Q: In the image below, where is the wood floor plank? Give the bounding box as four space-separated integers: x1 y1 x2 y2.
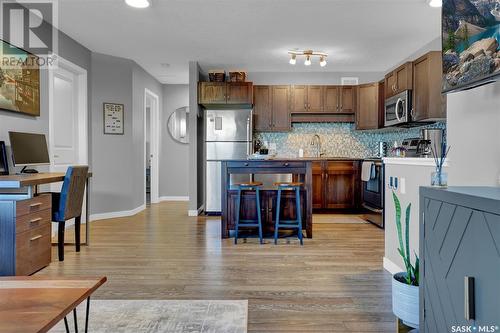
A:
38 202 395 332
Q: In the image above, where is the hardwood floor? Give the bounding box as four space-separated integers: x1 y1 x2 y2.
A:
39 202 395 332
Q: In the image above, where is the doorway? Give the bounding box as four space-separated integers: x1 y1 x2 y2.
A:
144 89 160 205
48 56 88 230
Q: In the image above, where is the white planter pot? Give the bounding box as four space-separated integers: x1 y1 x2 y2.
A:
392 272 419 329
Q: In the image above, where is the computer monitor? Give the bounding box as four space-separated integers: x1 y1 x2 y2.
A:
0 141 8 175
8 132 50 173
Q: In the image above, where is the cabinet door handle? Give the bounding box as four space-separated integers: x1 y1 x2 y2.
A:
465 276 475 320
30 203 42 208
30 235 43 241
304 103 307 110
284 163 289 167
29 218 42 224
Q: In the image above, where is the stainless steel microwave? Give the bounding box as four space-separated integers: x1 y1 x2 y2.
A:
384 90 412 127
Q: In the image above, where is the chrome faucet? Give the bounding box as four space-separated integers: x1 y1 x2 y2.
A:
310 134 323 157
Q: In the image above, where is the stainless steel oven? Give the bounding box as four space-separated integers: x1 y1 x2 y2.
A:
361 160 384 228
384 90 412 127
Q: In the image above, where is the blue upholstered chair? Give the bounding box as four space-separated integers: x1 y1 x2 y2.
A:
51 166 89 261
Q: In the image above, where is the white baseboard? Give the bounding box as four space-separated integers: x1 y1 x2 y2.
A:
188 204 204 216
159 196 189 202
383 256 404 275
90 204 146 222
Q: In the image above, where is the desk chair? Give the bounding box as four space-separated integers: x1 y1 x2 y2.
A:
51 166 89 261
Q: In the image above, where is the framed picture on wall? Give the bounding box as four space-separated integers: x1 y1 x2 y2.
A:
103 102 124 135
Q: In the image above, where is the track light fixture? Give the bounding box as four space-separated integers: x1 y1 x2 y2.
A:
288 50 328 67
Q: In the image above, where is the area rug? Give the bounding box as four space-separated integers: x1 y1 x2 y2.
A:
49 300 248 333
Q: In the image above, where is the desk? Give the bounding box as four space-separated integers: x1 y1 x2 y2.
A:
0 172 92 245
0 276 106 333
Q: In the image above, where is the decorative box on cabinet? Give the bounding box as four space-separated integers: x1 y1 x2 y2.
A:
419 187 500 332
0 194 52 276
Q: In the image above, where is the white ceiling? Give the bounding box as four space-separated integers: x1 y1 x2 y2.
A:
57 0 442 84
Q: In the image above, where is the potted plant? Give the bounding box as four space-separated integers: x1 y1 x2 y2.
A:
391 192 419 329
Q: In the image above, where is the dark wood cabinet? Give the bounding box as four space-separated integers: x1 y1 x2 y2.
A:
324 161 359 209
271 86 291 131
291 85 308 112
227 82 253 104
198 82 227 104
198 82 253 106
253 85 290 132
311 160 360 210
253 85 272 131
312 161 324 209
412 51 446 122
356 82 384 130
307 86 323 112
227 189 306 234
324 86 340 112
385 62 413 98
340 86 356 114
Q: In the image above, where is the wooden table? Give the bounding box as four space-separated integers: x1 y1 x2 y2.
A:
0 276 106 333
221 159 313 239
0 172 93 245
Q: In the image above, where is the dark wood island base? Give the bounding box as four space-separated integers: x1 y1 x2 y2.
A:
221 160 313 239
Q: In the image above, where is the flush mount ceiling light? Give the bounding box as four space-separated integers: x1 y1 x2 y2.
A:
427 0 442 7
125 0 150 8
288 50 328 67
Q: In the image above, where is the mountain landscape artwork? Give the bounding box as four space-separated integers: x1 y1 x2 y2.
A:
442 0 500 91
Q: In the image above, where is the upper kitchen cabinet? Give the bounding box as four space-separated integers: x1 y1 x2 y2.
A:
253 85 272 131
291 85 325 112
253 85 291 132
324 86 356 114
340 86 356 113
385 62 413 98
412 51 446 121
290 85 309 112
271 86 291 131
198 82 253 106
198 82 227 104
356 81 384 130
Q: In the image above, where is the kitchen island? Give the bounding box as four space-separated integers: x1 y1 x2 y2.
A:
221 159 313 239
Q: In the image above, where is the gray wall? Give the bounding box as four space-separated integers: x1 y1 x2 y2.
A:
90 53 135 214
132 65 164 208
161 84 189 198
447 81 500 186
248 71 384 85
188 62 201 212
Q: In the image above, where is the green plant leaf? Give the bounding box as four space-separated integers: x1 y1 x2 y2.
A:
392 192 405 262
414 255 420 286
405 203 412 271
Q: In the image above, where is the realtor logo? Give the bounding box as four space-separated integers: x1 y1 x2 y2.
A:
1 0 58 57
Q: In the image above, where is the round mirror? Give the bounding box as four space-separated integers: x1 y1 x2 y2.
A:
167 106 189 144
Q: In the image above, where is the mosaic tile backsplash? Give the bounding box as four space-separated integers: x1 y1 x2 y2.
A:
255 122 446 158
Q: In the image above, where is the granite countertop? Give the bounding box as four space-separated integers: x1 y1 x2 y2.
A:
246 156 381 161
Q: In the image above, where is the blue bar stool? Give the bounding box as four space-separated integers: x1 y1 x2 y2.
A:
274 182 304 245
234 181 263 244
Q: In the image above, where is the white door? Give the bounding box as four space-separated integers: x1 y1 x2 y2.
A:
49 59 88 227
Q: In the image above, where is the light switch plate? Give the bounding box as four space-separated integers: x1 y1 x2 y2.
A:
400 178 406 194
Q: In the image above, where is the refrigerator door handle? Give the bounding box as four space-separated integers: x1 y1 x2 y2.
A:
246 116 251 156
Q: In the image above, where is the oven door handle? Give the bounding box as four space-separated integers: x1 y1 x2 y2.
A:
362 203 383 214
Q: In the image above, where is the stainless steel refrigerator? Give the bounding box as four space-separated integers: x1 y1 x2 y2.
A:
205 109 253 213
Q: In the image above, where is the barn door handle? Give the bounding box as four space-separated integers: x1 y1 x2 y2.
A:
465 276 475 320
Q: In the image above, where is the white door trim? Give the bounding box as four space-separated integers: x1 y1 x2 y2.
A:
144 88 160 204
48 55 88 167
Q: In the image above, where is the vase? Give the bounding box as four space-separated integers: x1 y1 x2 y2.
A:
392 272 419 329
431 170 448 187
